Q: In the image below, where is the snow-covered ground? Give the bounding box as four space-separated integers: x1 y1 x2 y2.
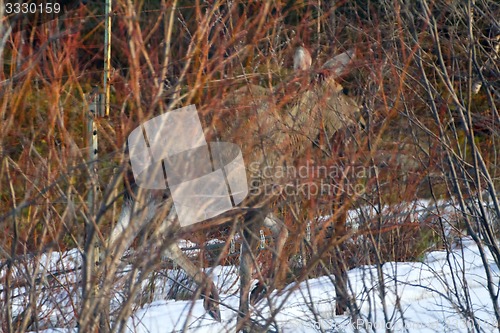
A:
21 238 498 332
4 199 498 332
24 236 499 332
121 237 500 332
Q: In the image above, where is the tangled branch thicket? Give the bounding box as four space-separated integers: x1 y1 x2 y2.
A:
0 0 499 332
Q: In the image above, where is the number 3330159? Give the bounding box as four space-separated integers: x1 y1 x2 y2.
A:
5 2 61 15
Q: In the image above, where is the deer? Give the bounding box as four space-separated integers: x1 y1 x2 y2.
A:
108 46 362 332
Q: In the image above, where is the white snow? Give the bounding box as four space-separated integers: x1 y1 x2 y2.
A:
118 237 500 332
10 200 499 332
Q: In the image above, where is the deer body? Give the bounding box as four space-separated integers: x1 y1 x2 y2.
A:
110 48 360 332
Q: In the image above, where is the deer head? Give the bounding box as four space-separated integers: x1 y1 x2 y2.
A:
214 48 362 186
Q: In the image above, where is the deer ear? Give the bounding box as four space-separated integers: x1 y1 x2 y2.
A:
321 49 356 77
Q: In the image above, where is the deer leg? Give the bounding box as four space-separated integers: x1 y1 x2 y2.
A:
162 241 221 322
109 191 158 256
248 213 289 307
333 204 349 315
238 217 261 332
250 213 288 304
333 245 348 315
238 226 255 326
263 213 288 290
